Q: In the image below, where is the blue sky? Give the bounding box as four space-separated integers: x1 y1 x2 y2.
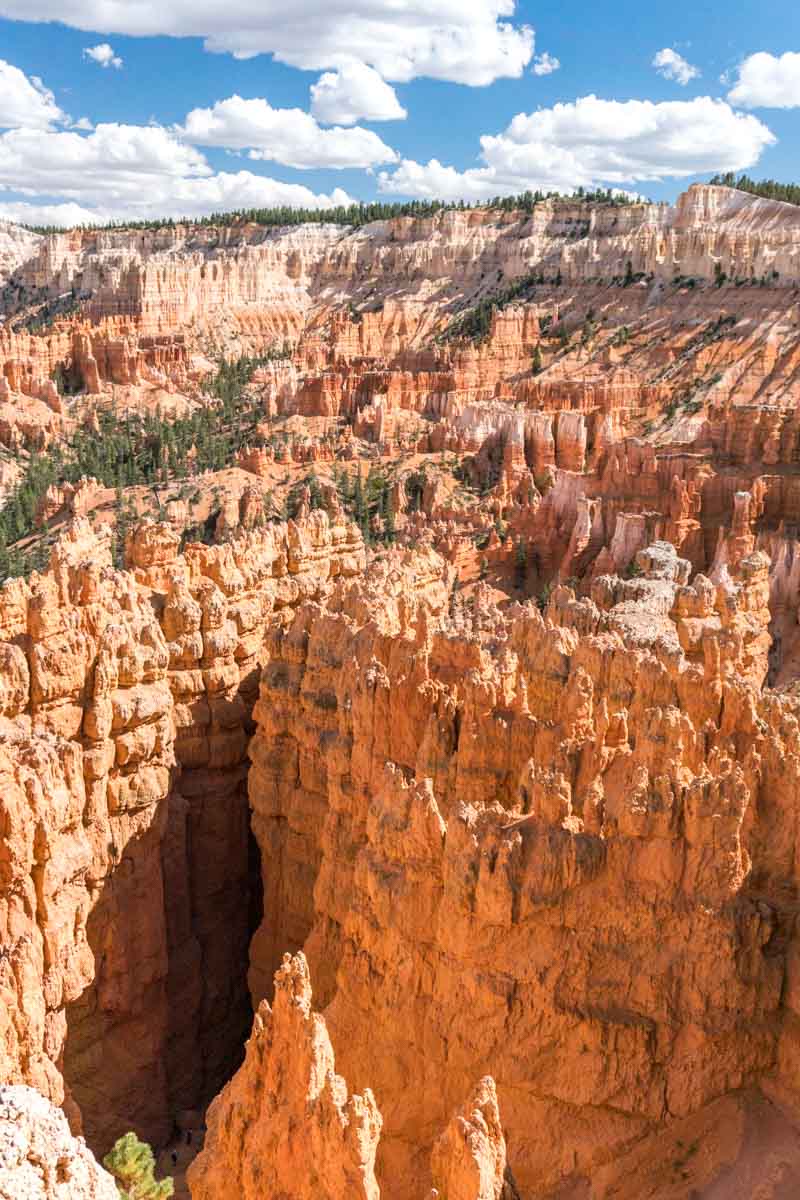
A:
0 1 798 224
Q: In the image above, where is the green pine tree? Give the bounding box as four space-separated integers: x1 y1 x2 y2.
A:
514 538 528 588
103 1133 174 1200
353 467 369 541
381 481 396 543
307 472 324 510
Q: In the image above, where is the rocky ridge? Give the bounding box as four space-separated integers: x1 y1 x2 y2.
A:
0 512 363 1152
241 538 800 1197
2 184 800 1198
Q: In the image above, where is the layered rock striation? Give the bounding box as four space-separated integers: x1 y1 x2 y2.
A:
3 185 800 1200
0 512 363 1154
244 541 800 1197
188 952 382 1200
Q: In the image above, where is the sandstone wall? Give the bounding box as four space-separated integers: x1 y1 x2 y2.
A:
245 542 800 1197
0 1085 117 1200
0 511 364 1155
15 187 800 338
188 952 382 1200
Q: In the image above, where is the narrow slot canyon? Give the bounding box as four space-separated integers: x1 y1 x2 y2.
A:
6 182 800 1199
0 511 365 1167
60 756 265 1157
13 504 800 1196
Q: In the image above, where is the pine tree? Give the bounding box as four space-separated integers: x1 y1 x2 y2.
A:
103 1133 174 1200
307 472 324 510
515 538 528 588
32 539 49 574
113 487 130 569
381 480 396 543
532 344 543 374
353 467 369 542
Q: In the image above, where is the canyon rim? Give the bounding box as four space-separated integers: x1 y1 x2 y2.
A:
2 165 800 1198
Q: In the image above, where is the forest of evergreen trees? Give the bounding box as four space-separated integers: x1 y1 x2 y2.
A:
0 355 276 581
0 352 409 582
23 187 640 235
21 176 800 237
709 174 800 207
331 463 397 547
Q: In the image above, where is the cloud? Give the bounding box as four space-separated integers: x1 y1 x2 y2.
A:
83 43 123 70
0 199 103 226
531 52 560 77
0 122 353 224
652 48 700 86
379 95 775 200
0 123 209 195
310 64 406 125
179 94 397 168
0 0 534 85
727 51 800 108
0 59 65 130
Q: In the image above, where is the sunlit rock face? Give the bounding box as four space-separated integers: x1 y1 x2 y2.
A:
0 514 363 1153
1 184 800 1199
244 543 800 1198
0 1085 117 1200
187 952 382 1200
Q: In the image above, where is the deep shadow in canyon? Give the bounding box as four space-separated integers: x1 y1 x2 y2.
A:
63 765 264 1156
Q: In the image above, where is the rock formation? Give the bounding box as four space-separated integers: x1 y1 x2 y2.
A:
0 1085 117 1200
2 185 800 1199
430 1078 517 1200
187 953 381 1200
0 512 363 1154
189 955 522 1200
244 542 800 1197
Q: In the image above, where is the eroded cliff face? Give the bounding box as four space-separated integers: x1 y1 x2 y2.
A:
0 1085 117 1200
0 222 40 290
2 185 799 425
429 1076 518 1200
4 186 800 1198
187 952 382 1200
188 951 521 1200
11 186 800 331
3 520 800 1198
0 512 363 1154
4 189 800 646
242 542 800 1198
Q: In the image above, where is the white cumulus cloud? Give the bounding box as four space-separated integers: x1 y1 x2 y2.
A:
0 199 104 226
310 64 406 125
0 0 534 85
652 48 700 86
727 51 800 108
379 95 775 200
0 122 353 224
0 59 65 130
531 52 560 77
83 43 123 70
0 123 208 196
179 94 397 169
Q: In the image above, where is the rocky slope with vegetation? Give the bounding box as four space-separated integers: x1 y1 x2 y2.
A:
1 183 800 1198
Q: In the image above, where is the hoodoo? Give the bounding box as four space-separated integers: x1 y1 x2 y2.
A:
2 179 800 1199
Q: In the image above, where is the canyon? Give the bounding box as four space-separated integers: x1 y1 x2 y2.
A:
2 184 800 1197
